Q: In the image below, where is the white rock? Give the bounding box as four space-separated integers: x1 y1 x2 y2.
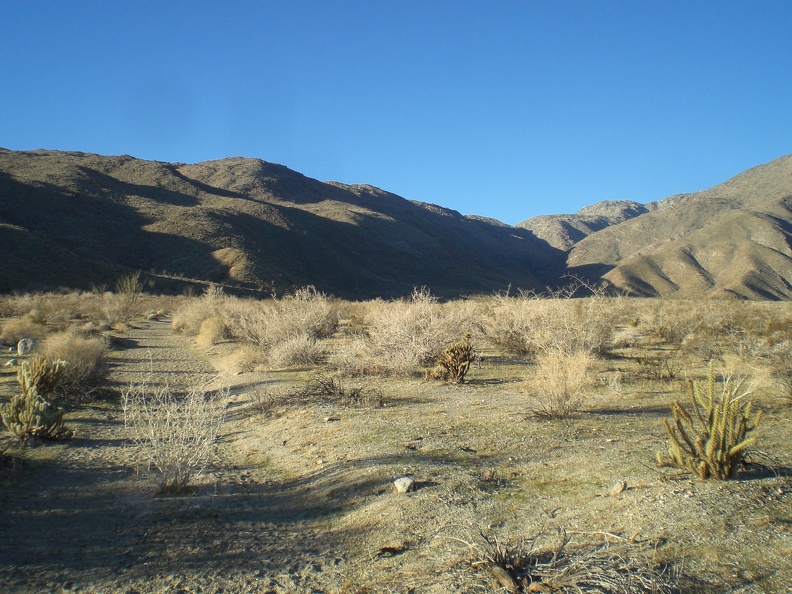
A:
393 476 414 494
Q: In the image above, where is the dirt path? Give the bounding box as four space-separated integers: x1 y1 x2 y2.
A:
0 320 341 593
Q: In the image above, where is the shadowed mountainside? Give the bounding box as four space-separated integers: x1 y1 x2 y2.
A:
0 149 562 298
3 148 792 300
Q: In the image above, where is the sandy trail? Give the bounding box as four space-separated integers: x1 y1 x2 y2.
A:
0 320 340 593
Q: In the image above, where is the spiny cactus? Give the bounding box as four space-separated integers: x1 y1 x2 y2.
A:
23 356 67 397
657 362 761 480
1 360 73 444
427 333 476 384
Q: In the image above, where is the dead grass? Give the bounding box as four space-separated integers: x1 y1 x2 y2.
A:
2 293 791 591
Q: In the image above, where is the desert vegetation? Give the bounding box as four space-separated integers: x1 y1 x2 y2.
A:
1 286 791 592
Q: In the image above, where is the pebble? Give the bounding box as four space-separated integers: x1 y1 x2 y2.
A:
610 481 627 496
393 476 414 494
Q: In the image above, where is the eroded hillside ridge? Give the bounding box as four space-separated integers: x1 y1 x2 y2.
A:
2 147 792 299
0 148 561 298
567 153 792 299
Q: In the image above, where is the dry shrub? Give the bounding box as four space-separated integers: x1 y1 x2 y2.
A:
41 330 108 399
172 285 226 336
267 333 324 368
467 529 677 593
217 345 266 375
224 286 338 348
123 378 228 494
0 314 48 346
479 284 614 359
528 349 593 418
195 316 227 348
362 287 470 375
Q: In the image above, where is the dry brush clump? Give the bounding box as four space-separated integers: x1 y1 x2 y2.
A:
40 330 109 400
463 528 677 593
527 348 594 419
122 378 228 494
479 284 616 360
331 288 474 376
657 362 762 480
171 284 228 337
222 286 338 367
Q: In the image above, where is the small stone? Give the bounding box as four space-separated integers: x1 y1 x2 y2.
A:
324 416 340 423
393 476 414 494
4 359 17 367
146 313 158 321
610 480 627 496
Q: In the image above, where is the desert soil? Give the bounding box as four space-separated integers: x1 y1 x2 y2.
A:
0 319 791 593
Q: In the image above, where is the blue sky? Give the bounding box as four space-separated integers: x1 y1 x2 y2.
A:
2 1 791 224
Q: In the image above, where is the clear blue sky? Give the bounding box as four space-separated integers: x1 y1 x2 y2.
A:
2 1 791 224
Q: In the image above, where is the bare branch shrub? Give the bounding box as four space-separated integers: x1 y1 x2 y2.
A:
527 349 593 418
357 287 471 375
463 528 677 593
122 379 228 494
267 333 325 367
302 371 384 407
222 286 338 369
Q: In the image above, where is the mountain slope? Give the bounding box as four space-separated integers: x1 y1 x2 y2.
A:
516 200 648 250
0 149 561 298
567 154 792 299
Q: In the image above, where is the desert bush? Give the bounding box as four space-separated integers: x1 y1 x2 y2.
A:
0 314 48 346
360 287 469 374
427 333 476 384
172 285 226 336
479 284 614 359
466 528 677 593
41 331 108 399
113 271 145 322
657 362 761 480
528 349 593 418
302 371 384 407
267 332 324 368
636 353 681 382
122 378 228 494
195 316 227 348
1 359 72 444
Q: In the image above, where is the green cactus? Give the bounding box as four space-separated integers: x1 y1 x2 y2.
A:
1 360 72 444
657 362 761 480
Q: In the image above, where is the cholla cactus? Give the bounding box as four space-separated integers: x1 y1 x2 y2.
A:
657 362 761 480
1 360 72 443
427 334 476 384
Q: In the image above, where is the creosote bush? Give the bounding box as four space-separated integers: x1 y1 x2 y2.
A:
123 378 228 494
657 362 762 480
1 359 73 444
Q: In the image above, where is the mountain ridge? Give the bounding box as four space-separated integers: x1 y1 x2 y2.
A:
2 147 792 299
